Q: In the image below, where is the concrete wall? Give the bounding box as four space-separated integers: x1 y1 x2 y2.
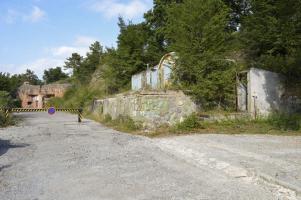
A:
92 91 197 128
237 82 247 111
247 68 284 116
131 67 160 91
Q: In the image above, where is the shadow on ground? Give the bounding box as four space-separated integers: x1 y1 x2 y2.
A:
0 139 29 157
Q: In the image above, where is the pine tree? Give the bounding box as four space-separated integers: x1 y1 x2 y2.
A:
165 0 237 108
241 0 301 80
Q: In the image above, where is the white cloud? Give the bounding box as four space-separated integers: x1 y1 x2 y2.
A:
90 0 151 19
75 36 97 46
0 58 63 78
51 46 88 57
3 6 45 24
23 6 46 22
0 35 100 78
50 36 97 57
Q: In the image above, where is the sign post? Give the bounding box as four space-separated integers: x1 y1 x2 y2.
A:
48 107 56 115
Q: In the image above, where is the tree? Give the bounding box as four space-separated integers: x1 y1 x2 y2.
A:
165 0 236 108
102 19 151 93
82 41 103 80
64 42 103 83
144 0 183 65
43 67 68 84
241 0 301 81
0 73 11 92
21 69 41 85
223 0 251 30
64 53 83 79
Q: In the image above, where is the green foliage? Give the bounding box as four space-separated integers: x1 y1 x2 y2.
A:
267 113 301 131
0 91 13 107
101 19 153 93
0 91 15 127
43 67 68 83
222 0 250 31
21 69 42 85
144 0 182 64
0 112 15 127
0 73 11 92
0 69 40 110
112 115 140 132
103 114 112 123
0 70 41 98
241 0 301 81
174 114 203 131
104 115 141 132
64 42 103 83
165 0 237 108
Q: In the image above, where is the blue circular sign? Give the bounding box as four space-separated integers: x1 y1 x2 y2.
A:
48 107 56 115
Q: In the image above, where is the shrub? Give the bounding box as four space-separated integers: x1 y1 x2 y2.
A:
112 115 140 131
0 112 6 127
267 113 301 131
103 114 112 123
0 112 15 127
174 114 203 131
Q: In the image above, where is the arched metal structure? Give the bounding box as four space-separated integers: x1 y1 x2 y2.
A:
157 52 177 89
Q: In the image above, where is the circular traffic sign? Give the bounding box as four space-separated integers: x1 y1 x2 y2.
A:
48 107 56 115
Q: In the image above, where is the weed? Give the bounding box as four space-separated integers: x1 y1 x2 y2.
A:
0 112 15 127
173 114 204 131
86 112 141 133
112 115 140 132
103 114 112 123
266 113 301 131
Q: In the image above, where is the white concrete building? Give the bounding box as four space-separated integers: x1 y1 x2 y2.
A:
237 68 286 117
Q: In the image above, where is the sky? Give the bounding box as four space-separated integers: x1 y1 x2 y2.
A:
0 0 153 78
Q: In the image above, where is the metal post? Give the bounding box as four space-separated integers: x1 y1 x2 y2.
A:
252 96 257 119
5 109 9 120
78 108 83 123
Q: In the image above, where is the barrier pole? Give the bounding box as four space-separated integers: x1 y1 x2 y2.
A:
5 109 10 120
78 108 83 123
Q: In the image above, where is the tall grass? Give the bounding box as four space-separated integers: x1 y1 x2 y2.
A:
87 113 141 132
266 113 301 131
173 114 204 132
169 112 301 135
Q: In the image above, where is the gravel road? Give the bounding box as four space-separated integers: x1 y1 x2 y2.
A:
0 112 300 200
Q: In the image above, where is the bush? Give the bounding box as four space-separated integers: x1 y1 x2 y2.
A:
103 114 112 123
0 112 6 127
174 114 203 131
112 115 140 132
267 113 301 131
0 112 15 127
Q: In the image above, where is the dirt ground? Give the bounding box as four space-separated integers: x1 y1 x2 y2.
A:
0 112 300 200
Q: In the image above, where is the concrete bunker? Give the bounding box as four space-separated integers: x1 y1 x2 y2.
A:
92 52 198 129
18 82 71 108
236 68 301 117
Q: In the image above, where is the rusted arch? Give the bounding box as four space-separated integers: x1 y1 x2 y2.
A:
157 52 177 89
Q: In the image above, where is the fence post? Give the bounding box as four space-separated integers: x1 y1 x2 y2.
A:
5 109 9 119
4 108 10 124
78 108 83 123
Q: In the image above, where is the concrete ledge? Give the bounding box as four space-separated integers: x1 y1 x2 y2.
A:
92 90 198 129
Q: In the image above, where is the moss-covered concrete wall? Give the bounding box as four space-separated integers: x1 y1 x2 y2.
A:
92 91 197 128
